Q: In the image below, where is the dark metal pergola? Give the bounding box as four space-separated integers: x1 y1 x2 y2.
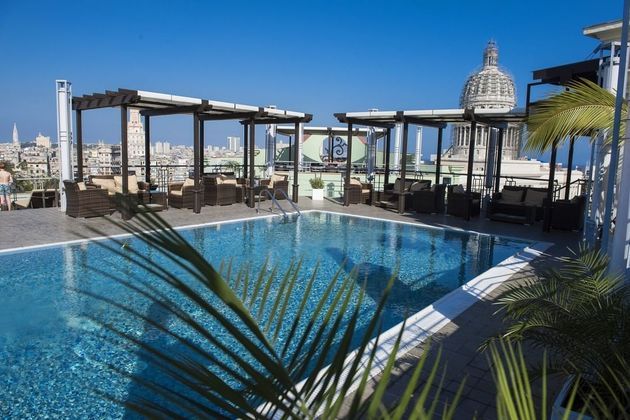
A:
526 59 599 230
72 88 311 217
335 108 526 219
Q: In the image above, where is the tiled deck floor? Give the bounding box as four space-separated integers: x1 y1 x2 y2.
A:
0 199 580 418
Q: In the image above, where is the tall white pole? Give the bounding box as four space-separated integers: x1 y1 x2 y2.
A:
414 126 423 172
56 80 73 212
611 106 630 276
265 105 277 176
297 122 304 169
393 122 402 170
602 0 630 252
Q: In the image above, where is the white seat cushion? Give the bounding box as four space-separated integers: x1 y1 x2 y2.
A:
77 182 86 191
92 178 117 194
113 175 139 194
170 190 182 196
183 178 195 188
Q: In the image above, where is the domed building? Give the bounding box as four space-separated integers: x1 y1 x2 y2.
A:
449 41 522 160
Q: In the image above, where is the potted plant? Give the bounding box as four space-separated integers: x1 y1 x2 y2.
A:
496 246 630 419
309 177 325 200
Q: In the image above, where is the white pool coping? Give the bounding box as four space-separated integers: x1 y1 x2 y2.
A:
0 209 552 414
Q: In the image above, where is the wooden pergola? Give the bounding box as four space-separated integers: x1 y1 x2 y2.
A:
72 88 312 216
335 108 527 219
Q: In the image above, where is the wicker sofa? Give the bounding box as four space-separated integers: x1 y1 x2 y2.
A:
87 174 150 209
447 185 481 218
413 184 446 214
345 178 373 204
203 175 237 206
63 180 111 218
378 178 431 210
169 178 203 209
487 186 548 224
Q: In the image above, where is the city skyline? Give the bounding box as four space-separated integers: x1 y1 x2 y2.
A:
0 0 622 166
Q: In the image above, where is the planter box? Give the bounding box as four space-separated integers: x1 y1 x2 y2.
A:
312 188 324 201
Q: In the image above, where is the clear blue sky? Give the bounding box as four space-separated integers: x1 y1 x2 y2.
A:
0 0 623 166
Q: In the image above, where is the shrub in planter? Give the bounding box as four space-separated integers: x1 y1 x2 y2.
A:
309 177 325 200
496 246 630 418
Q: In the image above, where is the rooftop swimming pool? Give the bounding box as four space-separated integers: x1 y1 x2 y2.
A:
0 211 532 417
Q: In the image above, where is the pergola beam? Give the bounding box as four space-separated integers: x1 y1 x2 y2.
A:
140 104 208 117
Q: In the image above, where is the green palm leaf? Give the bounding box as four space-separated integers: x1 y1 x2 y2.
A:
525 79 626 153
80 209 461 418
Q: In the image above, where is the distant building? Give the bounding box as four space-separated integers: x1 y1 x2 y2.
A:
154 141 171 155
128 109 145 159
227 136 240 152
35 133 51 149
12 123 20 148
449 41 521 160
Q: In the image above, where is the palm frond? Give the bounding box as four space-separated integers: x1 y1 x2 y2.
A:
525 78 625 153
80 210 461 418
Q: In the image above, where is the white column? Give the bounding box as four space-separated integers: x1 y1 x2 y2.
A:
297 122 304 169
393 122 402 169
366 127 377 181
56 80 73 212
611 107 630 276
265 105 277 176
414 126 423 172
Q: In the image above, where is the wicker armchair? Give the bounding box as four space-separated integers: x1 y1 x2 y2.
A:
203 176 236 206
260 174 289 200
413 184 446 214
169 179 203 209
63 180 110 218
345 178 372 204
551 195 586 230
447 185 481 218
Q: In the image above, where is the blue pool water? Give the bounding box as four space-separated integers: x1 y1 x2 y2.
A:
0 212 529 417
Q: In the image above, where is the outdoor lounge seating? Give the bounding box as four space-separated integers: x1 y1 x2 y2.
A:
550 195 586 231
345 177 373 204
413 184 446 214
487 186 548 225
63 180 111 218
203 175 237 206
377 178 431 210
447 185 481 218
169 178 203 209
260 173 289 200
88 174 150 209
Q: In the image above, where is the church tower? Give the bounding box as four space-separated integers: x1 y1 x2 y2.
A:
12 123 20 148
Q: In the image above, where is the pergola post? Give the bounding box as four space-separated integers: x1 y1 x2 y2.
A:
328 129 333 162
193 113 201 214
144 115 150 183
398 122 409 214
435 127 443 185
495 127 504 193
344 123 353 206
384 128 391 187
200 120 205 177
75 109 83 181
543 141 558 232
120 105 131 219
243 122 248 179
121 105 129 195
565 135 575 200
292 122 300 202
248 120 256 207
465 120 477 221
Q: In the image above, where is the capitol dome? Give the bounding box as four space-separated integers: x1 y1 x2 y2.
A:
460 41 516 109
449 41 522 161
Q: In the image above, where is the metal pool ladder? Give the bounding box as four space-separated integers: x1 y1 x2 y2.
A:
256 189 301 219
